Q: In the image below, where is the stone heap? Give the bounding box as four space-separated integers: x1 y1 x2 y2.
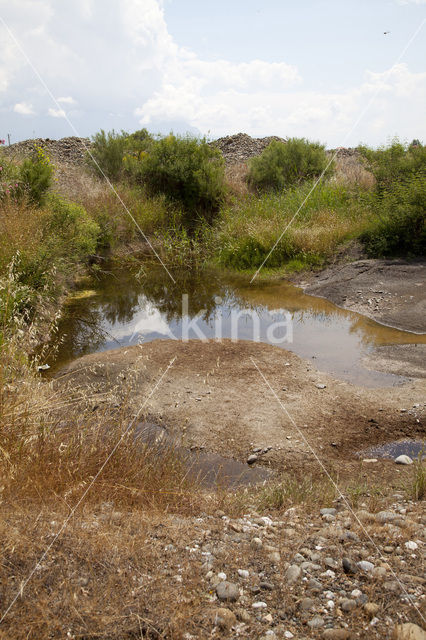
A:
211 133 287 165
3 137 92 165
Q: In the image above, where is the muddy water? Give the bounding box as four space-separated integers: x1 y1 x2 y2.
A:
46 262 425 387
138 422 271 488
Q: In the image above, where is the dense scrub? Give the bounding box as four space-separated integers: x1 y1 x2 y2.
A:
358 141 426 257
248 137 332 192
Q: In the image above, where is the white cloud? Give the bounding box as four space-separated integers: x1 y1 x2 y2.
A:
1 0 425 145
48 107 66 118
13 101 35 115
57 96 77 104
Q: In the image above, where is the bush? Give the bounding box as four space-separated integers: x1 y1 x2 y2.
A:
248 138 332 192
134 134 226 229
89 129 154 182
361 173 426 257
358 139 426 194
43 194 100 262
88 129 128 181
18 146 53 206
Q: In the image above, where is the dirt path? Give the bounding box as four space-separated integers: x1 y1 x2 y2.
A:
57 340 425 481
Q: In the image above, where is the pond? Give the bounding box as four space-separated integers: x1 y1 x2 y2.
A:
45 261 425 387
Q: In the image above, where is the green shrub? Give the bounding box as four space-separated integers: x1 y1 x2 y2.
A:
88 129 128 181
361 173 426 256
89 128 154 182
358 139 426 194
43 194 100 262
134 134 226 229
18 146 53 206
248 138 332 192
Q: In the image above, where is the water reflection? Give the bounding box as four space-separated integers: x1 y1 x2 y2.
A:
48 262 425 387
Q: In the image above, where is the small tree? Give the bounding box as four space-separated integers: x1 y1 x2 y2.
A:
136 134 226 229
248 138 332 192
88 129 128 181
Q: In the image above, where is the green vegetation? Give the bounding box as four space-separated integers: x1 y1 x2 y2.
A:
248 138 332 192
215 181 368 270
359 140 426 257
130 134 226 229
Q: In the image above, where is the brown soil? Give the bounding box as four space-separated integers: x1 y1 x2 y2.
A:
57 340 425 481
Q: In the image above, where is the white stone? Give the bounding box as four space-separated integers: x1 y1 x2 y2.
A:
217 572 227 581
357 560 374 572
238 569 249 579
252 601 267 609
405 541 418 551
395 455 413 465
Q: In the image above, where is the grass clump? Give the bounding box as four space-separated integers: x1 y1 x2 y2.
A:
248 137 332 192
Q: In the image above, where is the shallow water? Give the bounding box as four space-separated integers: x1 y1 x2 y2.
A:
46 262 425 387
358 439 425 461
137 421 271 489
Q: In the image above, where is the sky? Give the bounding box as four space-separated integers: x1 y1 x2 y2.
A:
0 0 425 147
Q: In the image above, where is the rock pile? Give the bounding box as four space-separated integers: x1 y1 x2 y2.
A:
211 132 287 165
3 137 92 165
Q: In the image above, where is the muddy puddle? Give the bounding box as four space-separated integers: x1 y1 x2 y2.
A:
137 422 271 488
45 262 426 387
358 439 425 461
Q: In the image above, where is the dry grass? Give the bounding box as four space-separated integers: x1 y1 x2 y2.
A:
0 197 45 270
224 161 250 198
334 154 376 190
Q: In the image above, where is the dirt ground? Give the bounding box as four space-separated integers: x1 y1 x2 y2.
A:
57 339 425 483
293 258 426 334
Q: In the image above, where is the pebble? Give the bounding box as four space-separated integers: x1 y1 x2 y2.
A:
211 608 236 630
217 572 227 580
357 560 374 572
286 564 301 584
247 454 258 465
341 598 357 612
316 384 327 389
216 581 239 602
395 455 413 465
268 551 281 563
364 602 380 617
252 537 263 549
299 597 315 611
252 601 267 609
342 558 357 573
237 569 249 579
308 615 325 629
405 541 418 551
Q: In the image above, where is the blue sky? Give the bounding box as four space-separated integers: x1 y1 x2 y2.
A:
0 0 425 146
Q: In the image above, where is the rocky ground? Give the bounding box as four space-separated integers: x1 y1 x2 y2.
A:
295 259 426 335
162 499 425 639
2 492 424 639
